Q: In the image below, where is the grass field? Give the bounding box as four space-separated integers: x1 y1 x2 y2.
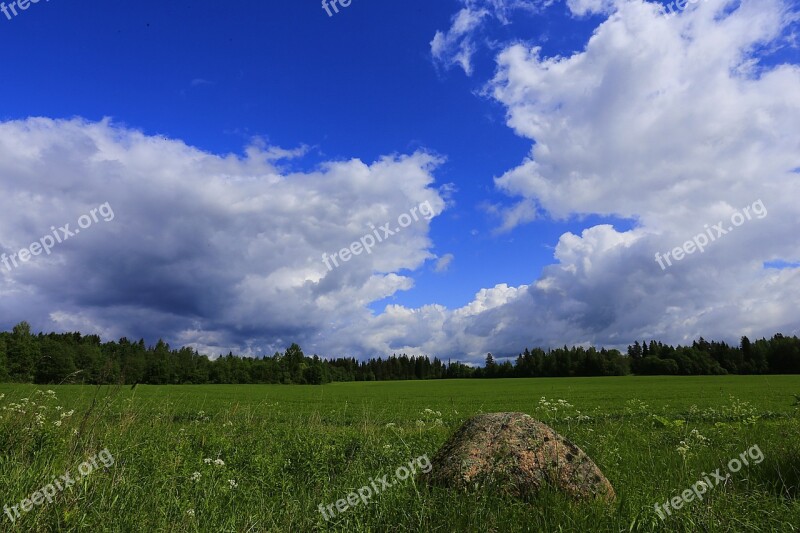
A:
1 376 799 532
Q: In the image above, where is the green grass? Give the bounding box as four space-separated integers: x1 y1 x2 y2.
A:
1 376 799 532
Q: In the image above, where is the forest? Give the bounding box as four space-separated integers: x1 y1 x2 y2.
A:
0 322 798 385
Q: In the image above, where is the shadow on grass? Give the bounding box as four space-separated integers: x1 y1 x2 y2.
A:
751 452 800 499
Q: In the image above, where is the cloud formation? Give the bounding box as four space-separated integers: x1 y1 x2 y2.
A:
411 0 800 360
431 0 554 75
0 118 445 357
2 1 799 363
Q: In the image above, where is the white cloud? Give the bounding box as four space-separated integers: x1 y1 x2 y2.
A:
431 0 553 75
369 0 800 361
434 253 455 272
565 0 616 16
431 6 490 75
0 117 445 357
3 0 799 364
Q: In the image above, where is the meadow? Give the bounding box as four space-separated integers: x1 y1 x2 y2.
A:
1 376 799 532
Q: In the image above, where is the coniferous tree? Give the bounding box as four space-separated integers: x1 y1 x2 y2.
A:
484 353 496 378
35 336 77 384
0 334 8 381
1 324 800 384
8 322 39 382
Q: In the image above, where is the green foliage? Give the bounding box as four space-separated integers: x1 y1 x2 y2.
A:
651 415 686 429
35 337 77 384
0 334 8 381
2 322 800 385
7 322 40 382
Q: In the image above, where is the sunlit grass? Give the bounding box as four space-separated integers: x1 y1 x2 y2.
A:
1 376 799 531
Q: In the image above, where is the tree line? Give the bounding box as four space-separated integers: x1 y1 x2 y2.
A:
0 322 798 385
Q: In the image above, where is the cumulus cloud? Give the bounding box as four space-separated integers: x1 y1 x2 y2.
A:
3 0 799 364
491 0 800 223
0 117 445 357
388 0 800 361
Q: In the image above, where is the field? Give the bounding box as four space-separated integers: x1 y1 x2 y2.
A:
1 376 799 532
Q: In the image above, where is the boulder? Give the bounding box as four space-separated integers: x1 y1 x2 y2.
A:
423 412 615 502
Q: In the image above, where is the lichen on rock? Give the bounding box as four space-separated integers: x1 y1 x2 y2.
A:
422 412 615 502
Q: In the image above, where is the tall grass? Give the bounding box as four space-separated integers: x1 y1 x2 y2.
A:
0 376 798 531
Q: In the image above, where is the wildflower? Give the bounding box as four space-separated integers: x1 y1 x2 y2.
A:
204 458 212 464
228 479 238 489
415 420 425 427
676 441 690 458
190 472 202 482
54 420 62 427
186 509 195 517
61 410 75 419
385 422 396 428
213 459 225 467
690 429 709 444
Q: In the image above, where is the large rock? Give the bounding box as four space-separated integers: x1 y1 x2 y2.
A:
423 412 615 502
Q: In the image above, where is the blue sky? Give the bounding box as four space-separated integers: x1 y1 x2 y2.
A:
1 0 617 312
1 0 799 361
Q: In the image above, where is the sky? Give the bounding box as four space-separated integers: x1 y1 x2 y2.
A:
0 0 798 363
